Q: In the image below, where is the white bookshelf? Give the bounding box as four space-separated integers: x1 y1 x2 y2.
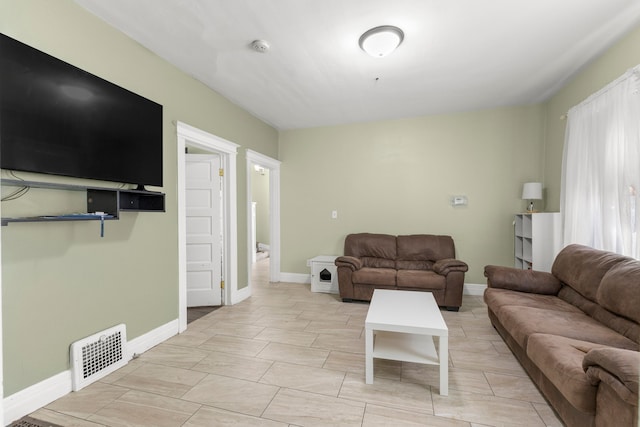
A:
514 212 561 272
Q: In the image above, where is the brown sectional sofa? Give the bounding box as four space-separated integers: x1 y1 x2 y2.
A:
335 233 468 310
484 244 639 427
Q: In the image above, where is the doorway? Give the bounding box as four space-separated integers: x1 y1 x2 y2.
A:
251 166 269 265
246 149 281 289
177 121 239 333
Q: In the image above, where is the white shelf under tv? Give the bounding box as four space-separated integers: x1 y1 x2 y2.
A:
1 179 164 226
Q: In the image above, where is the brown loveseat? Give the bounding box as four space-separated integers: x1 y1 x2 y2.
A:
484 244 639 427
335 233 468 310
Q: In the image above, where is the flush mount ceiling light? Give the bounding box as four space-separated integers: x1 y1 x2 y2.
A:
359 25 404 57
250 39 270 53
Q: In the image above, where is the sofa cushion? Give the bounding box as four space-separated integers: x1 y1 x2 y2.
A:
397 270 446 290
396 260 433 270
527 334 606 414
484 266 562 294
352 267 396 286
484 288 582 314
344 233 397 263
560 286 640 346
361 257 396 269
497 305 638 350
597 260 640 324
552 244 632 303
396 234 455 267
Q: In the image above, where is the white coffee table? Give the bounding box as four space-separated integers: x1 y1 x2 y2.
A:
365 289 449 395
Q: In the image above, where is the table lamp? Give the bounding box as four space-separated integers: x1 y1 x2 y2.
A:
522 182 542 213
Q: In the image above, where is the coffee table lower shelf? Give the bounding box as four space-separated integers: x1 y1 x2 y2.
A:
372 331 439 364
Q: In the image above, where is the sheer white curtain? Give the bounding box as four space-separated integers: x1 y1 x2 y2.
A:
561 65 640 259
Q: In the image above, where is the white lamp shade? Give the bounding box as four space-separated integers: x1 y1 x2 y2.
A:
522 182 543 200
359 26 404 57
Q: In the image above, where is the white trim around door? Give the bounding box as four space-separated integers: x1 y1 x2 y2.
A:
177 121 239 333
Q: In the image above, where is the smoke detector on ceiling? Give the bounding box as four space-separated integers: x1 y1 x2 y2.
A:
251 40 270 53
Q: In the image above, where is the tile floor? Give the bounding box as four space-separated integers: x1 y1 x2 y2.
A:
30 259 564 426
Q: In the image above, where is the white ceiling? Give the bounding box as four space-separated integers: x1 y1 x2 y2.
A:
75 0 640 130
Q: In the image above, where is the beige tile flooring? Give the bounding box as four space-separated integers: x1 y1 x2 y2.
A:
30 259 564 426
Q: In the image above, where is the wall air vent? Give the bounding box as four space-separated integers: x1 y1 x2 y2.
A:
70 323 127 391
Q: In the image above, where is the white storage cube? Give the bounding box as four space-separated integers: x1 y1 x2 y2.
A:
309 255 339 294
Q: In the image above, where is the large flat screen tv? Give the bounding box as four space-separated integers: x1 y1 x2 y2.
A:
0 33 163 188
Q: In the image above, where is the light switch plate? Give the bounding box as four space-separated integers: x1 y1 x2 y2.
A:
450 195 468 206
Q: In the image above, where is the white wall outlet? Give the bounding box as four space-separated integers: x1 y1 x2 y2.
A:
331 210 338 219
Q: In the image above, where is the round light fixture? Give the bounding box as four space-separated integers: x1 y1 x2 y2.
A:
251 39 270 53
359 25 404 57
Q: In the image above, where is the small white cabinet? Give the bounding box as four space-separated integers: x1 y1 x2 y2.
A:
514 212 561 272
309 255 339 294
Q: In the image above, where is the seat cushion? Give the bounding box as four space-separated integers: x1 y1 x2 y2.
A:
497 305 638 350
527 334 607 414
560 286 640 346
361 257 395 269
352 267 396 286
397 270 446 290
484 288 582 314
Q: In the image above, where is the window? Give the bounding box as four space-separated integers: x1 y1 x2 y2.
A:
561 65 640 259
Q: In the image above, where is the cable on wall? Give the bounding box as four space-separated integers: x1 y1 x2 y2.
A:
1 171 30 201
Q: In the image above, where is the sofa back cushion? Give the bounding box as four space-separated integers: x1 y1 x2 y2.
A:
396 234 455 270
552 244 632 302
559 286 640 346
597 260 640 324
344 233 396 268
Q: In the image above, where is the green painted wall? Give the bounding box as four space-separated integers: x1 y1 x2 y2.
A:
279 106 546 283
0 0 277 396
252 169 270 246
543 25 640 211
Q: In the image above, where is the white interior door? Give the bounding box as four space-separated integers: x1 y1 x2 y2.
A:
186 154 222 307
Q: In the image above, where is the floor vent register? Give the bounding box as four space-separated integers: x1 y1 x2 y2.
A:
9 416 63 427
70 323 128 391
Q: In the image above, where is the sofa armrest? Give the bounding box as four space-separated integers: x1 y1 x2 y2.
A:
335 256 362 271
433 258 468 275
484 265 562 295
583 347 639 406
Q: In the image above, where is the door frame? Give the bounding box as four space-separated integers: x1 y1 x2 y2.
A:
246 149 281 285
177 121 239 333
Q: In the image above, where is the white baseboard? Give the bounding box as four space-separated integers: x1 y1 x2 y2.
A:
279 272 487 296
126 319 179 359
279 272 310 284
231 285 251 305
463 283 487 295
3 319 179 426
3 370 72 426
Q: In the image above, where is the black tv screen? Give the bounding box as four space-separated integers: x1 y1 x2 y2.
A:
0 33 163 187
